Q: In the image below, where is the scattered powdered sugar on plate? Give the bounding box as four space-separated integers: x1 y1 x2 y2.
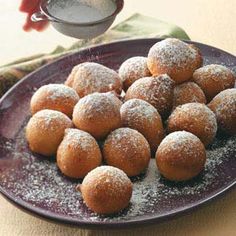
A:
0 39 236 224
0 120 235 222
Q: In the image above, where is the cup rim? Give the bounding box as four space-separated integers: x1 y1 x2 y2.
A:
40 0 124 26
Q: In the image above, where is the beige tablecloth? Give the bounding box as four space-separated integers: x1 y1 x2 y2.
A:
0 190 235 235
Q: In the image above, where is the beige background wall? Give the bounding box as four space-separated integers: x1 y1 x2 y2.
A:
1 0 236 65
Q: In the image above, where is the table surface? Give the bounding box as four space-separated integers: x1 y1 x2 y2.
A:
0 0 236 235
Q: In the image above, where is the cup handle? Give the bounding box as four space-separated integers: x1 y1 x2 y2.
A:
31 11 55 22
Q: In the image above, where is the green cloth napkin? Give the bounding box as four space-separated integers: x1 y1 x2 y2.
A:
0 13 189 97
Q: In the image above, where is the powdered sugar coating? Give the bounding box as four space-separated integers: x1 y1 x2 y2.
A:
173 82 206 108
105 91 123 109
208 88 236 135
120 99 164 151
156 131 206 181
119 56 151 90
63 128 99 152
103 128 151 176
158 131 204 159
57 128 102 178
148 38 197 67
26 109 73 156
125 74 175 117
194 64 235 83
30 84 79 116
82 166 131 191
121 99 159 123
193 64 235 101
168 103 217 146
70 62 122 97
74 92 120 119
34 84 79 101
65 64 81 87
147 38 202 83
29 109 72 131
105 127 150 153
210 89 236 116
73 93 121 139
80 165 132 214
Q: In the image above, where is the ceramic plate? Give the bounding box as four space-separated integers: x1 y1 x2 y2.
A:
0 38 235 229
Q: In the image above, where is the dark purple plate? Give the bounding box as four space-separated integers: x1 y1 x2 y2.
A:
0 38 235 229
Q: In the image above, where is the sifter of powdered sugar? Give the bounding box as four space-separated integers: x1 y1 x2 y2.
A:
31 0 124 39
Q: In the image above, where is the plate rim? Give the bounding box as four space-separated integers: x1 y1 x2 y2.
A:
0 176 235 229
1 37 236 105
0 38 236 229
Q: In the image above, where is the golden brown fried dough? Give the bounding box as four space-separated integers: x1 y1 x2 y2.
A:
80 166 132 215
103 128 151 177
147 38 202 83
57 129 102 178
73 93 122 139
119 56 151 91
156 131 206 181
26 109 73 156
30 84 79 117
125 74 175 118
167 103 217 146
120 99 164 152
65 62 122 97
173 82 206 108
193 64 235 102
208 88 236 135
